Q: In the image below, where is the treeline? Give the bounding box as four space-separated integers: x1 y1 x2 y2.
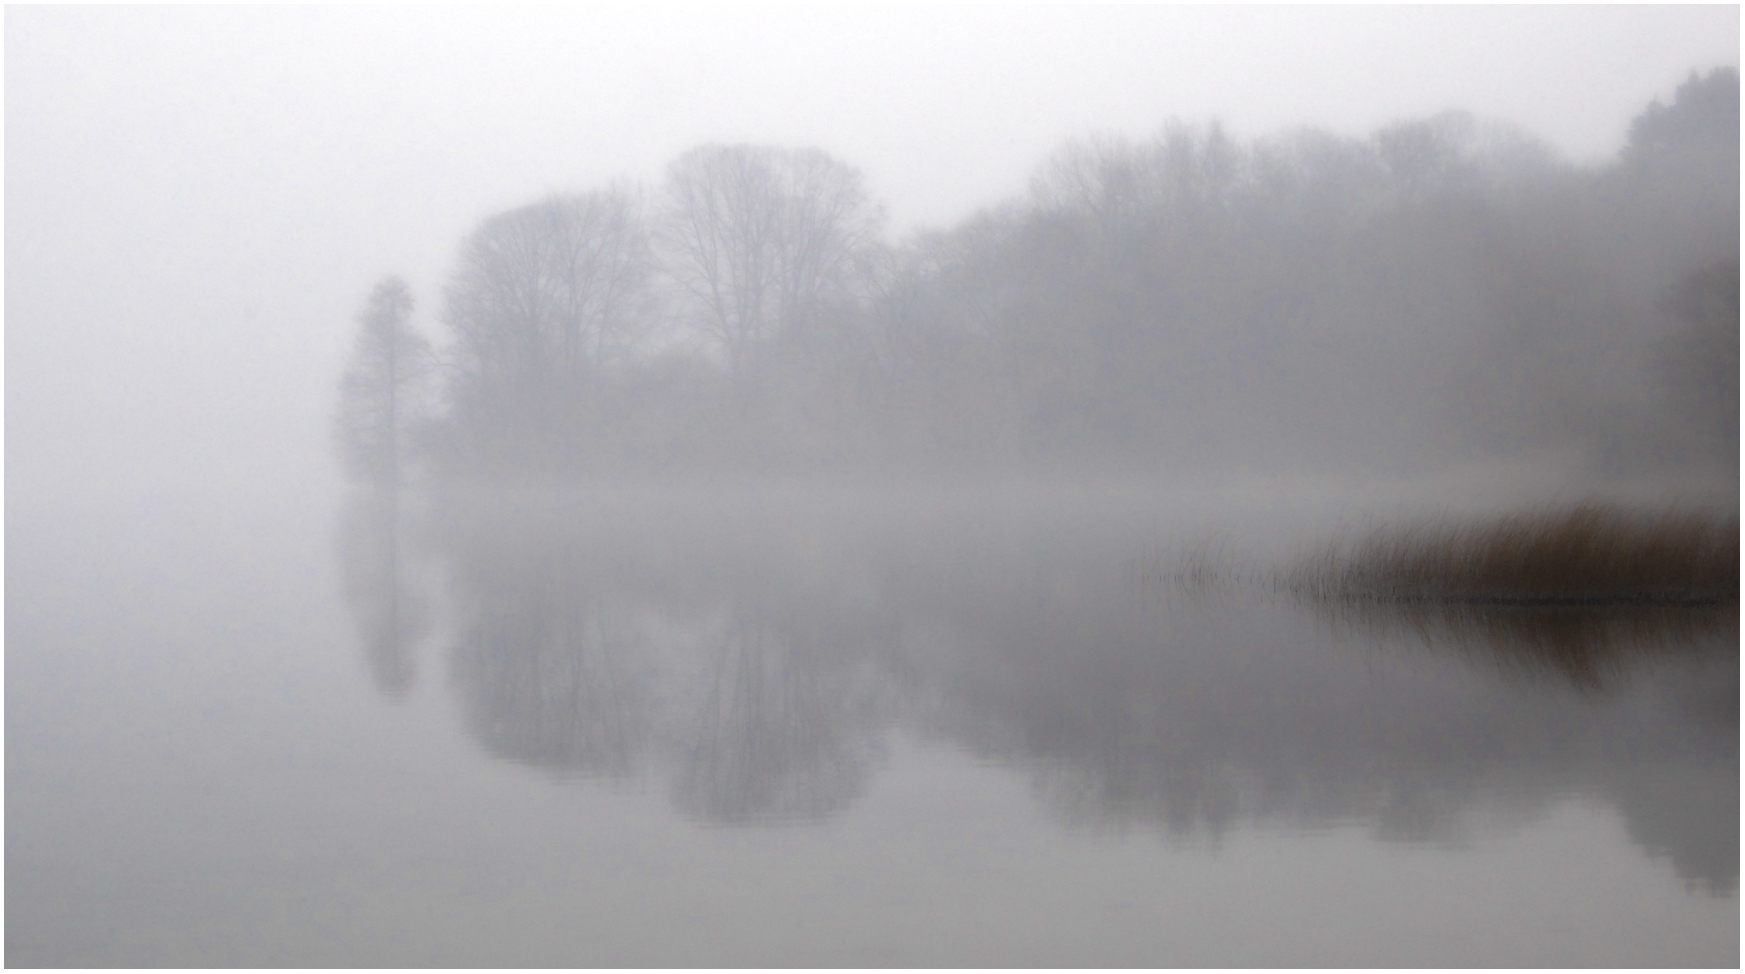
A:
339 68 1739 484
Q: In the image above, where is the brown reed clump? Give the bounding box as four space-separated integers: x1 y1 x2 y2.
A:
1290 503 1739 605
1288 504 1738 690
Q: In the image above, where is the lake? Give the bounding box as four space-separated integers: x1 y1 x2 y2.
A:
7 478 1737 966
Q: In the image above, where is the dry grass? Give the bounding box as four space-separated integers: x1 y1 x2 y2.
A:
1289 503 1738 605
1286 503 1738 689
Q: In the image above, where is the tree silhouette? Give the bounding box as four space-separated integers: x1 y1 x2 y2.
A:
335 276 432 487
658 144 884 379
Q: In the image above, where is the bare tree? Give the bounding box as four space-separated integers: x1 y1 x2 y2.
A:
656 144 885 376
446 187 653 388
1655 258 1740 466
335 275 432 486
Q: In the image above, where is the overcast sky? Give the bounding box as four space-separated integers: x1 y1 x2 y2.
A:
7 6 1739 499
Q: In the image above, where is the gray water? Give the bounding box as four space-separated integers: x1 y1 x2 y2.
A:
7 479 1737 967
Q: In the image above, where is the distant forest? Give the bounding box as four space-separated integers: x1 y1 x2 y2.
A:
338 68 1739 484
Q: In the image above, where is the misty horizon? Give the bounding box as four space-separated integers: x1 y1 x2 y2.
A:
336 66 1738 491
9 6 1741 504
8 8 1737 967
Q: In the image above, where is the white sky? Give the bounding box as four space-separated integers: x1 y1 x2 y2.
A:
6 5 1739 496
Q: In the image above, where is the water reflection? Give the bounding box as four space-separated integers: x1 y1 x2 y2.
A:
673 607 885 823
1307 594 1737 690
357 493 1737 890
336 491 431 697
438 519 663 778
429 505 892 821
450 572 651 778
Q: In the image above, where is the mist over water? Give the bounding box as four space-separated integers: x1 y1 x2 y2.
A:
8 8 1738 966
9 481 1735 965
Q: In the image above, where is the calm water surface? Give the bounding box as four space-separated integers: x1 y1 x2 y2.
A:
8 481 1737 966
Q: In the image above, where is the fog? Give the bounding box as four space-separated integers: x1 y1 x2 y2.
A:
8 8 1739 967
8 6 1740 503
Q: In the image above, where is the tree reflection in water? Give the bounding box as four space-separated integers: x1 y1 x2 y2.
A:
447 547 652 779
336 490 431 697
399 493 1736 891
432 504 890 810
673 606 885 824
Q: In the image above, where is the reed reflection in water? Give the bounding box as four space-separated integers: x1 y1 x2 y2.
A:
1307 597 1738 691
